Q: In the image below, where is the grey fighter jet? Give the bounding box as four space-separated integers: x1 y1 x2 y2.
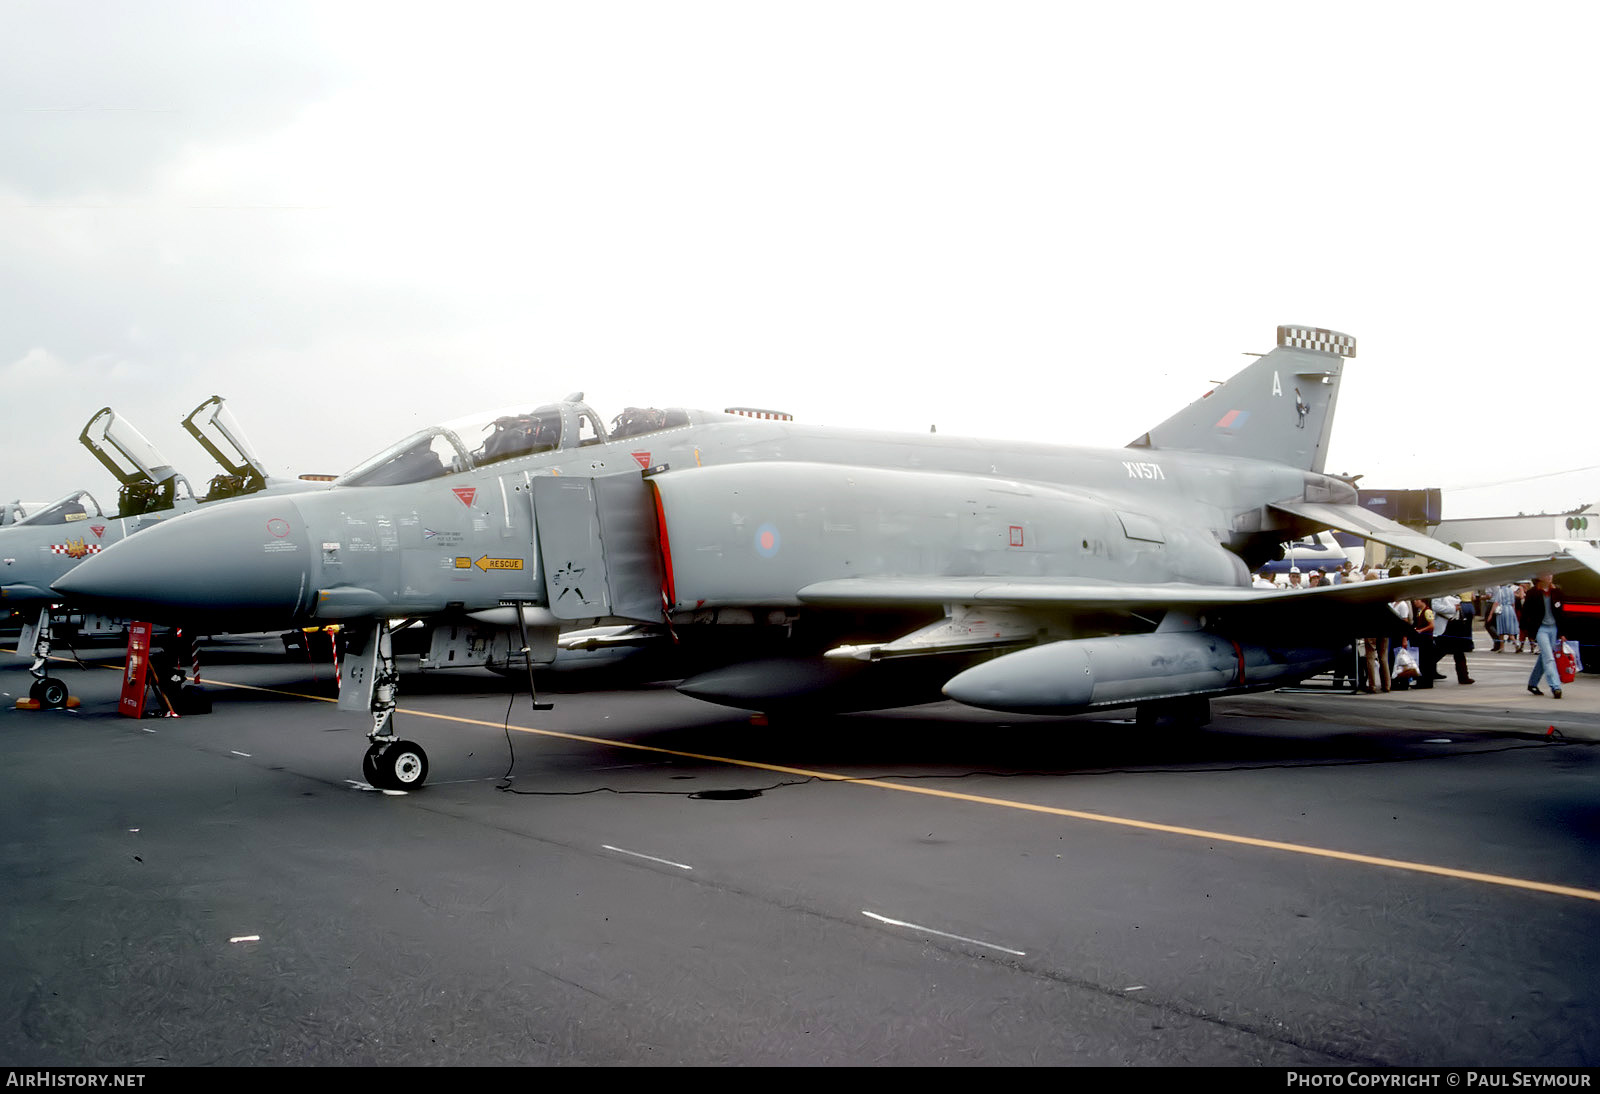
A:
4 397 326 707
56 326 1593 789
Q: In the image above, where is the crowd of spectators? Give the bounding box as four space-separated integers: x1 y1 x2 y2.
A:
1249 560 1572 698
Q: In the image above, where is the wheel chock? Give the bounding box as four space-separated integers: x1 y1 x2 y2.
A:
13 696 82 711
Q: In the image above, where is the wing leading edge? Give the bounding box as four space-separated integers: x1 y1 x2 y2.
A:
798 554 1592 617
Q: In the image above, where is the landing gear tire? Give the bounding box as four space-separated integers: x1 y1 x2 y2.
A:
361 744 384 787
364 740 429 790
31 677 68 709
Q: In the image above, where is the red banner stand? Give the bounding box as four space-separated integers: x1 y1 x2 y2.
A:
119 622 154 718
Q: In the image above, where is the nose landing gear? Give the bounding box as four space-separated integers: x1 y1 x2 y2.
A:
348 621 430 791
17 608 76 711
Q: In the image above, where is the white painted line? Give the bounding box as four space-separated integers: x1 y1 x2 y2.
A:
230 750 251 758
1424 738 1453 744
1125 985 1147 992
139 727 156 734
229 935 260 944
861 910 1026 956
602 844 693 871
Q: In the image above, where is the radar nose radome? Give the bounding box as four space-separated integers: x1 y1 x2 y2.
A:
52 497 313 628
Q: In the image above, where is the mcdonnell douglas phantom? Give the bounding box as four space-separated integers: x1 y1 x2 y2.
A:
5 396 326 707
56 325 1593 789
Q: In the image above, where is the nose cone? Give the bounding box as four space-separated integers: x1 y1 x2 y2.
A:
53 497 313 628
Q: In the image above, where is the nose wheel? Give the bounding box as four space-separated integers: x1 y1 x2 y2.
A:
30 677 69 709
363 740 429 790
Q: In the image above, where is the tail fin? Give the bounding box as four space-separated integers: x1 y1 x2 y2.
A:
1127 325 1353 472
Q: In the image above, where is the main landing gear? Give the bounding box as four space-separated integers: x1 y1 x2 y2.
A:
354 622 430 791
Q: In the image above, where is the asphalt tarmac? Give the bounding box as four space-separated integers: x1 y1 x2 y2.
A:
1 642 1597 1066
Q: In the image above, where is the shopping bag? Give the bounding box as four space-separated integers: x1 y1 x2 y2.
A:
1555 647 1577 685
1393 644 1420 680
1562 640 1584 675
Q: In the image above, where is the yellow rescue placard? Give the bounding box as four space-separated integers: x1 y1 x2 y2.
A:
475 556 524 572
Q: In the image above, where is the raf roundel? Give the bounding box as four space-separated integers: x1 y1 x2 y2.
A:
754 523 781 559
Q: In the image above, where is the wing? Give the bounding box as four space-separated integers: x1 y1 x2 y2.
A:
798 576 1269 611
1268 499 1484 569
799 555 1591 614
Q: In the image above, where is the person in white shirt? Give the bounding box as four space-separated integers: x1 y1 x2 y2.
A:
1389 597 1416 689
1430 595 1475 685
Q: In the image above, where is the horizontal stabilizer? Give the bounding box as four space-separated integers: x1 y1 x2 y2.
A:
1268 500 1484 569
1557 542 1600 599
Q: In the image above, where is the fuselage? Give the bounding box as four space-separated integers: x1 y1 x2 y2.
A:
54 406 1355 631
0 498 176 606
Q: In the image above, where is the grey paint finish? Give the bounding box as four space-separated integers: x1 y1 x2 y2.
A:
56 324 1590 720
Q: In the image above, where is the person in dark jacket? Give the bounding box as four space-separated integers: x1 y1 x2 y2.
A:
1522 572 1568 698
1432 595 1475 684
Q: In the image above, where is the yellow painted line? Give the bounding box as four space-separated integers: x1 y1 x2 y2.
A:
205 679 338 702
48 662 1600 904
415 701 1600 905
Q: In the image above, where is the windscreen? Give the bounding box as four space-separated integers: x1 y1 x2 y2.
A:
336 404 567 486
337 428 472 487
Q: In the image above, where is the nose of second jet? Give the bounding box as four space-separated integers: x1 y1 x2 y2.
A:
53 497 314 627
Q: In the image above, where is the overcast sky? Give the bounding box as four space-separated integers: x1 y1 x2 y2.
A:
3 1 1596 520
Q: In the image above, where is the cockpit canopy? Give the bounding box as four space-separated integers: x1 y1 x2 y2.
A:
336 396 701 488
183 395 271 500
337 397 610 487
14 490 106 527
78 408 177 487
